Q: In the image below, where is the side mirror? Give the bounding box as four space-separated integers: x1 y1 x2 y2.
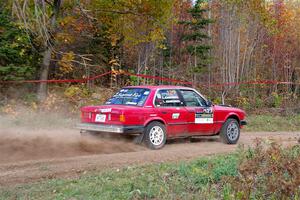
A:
206 100 213 107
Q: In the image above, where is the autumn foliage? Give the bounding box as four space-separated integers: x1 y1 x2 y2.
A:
0 0 299 110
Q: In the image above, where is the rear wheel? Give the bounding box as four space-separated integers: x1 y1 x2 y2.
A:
220 118 240 144
144 122 166 149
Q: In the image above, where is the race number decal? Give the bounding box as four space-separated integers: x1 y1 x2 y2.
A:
195 113 213 124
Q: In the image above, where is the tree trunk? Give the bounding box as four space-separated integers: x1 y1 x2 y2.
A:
36 0 61 102
137 50 141 85
37 48 52 101
208 0 212 95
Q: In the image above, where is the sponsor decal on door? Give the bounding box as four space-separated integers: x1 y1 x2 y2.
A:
195 113 213 124
172 113 180 119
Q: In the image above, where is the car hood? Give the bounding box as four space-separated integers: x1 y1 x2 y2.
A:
214 105 245 113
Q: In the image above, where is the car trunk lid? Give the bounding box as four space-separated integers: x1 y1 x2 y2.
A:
80 105 130 125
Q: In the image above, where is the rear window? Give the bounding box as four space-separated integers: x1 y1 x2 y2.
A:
105 88 150 106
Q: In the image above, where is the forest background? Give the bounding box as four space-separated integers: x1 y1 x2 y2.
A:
1 0 300 115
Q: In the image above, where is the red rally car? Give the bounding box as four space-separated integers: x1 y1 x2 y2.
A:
77 86 247 149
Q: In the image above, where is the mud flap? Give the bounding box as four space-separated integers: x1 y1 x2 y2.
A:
133 133 145 144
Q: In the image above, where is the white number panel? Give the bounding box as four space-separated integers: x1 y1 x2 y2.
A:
195 113 213 124
95 114 106 122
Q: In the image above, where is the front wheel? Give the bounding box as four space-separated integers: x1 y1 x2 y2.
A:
220 118 240 144
144 122 167 150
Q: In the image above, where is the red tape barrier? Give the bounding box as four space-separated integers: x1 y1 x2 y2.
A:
205 80 299 88
0 70 299 87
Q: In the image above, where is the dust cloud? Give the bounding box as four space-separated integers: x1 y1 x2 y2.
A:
0 113 145 164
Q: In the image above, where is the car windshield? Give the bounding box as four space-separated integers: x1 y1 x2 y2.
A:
105 88 150 106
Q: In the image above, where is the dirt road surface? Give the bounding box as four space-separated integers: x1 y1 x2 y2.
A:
0 128 299 187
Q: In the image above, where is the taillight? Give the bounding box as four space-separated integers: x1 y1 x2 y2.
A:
119 114 126 122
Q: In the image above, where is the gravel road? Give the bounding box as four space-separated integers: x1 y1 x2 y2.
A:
0 128 299 187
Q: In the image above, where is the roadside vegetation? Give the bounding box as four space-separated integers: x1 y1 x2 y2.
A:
1 141 299 200
244 114 300 132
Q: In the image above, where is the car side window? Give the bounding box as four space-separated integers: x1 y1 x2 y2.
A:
180 90 207 107
155 89 183 107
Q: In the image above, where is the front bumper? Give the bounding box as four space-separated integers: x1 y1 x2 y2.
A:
241 120 247 126
76 123 144 134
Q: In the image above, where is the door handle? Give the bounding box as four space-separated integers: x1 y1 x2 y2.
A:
161 111 168 114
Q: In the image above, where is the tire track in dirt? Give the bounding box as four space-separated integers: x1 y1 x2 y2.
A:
0 131 299 187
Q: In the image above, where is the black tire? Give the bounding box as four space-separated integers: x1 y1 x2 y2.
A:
133 134 144 144
220 118 240 144
144 121 167 150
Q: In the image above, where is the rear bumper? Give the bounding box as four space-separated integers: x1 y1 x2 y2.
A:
76 123 144 134
241 120 247 126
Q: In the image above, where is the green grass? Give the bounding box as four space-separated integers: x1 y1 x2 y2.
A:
0 153 239 200
1 145 299 200
244 114 300 132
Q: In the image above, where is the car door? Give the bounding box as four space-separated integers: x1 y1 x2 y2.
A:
154 89 188 137
179 89 215 135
